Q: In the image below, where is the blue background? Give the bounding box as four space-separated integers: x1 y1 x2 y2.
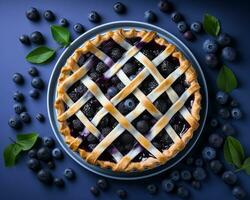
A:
0 0 250 199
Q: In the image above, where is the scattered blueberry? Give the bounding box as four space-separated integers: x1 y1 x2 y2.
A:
177 21 188 33
230 99 239 107
192 180 201 190
47 161 55 169
19 34 30 45
222 46 237 61
202 146 216 160
218 108 230 119
52 148 63 159
117 189 127 199
216 91 229 105
193 167 207 181
190 21 202 33
136 120 149 133
73 23 84 34
42 137 55 148
13 103 25 114
36 113 45 122
64 168 75 180
232 186 246 200
37 147 51 161
31 77 44 89
8 117 22 129
13 91 24 102
28 149 37 158
162 179 175 192
27 158 40 171
177 186 190 198
26 7 40 21
43 10 55 21
222 123 235 135
208 133 224 148
147 184 158 195
107 86 118 98
113 2 126 14
217 33 231 47
203 39 218 53
195 158 203 167
37 169 53 184
20 112 31 123
88 11 100 23
170 170 180 182
171 11 182 23
222 171 237 185
181 169 192 181
97 179 109 190
144 10 157 23
54 178 65 187
158 0 172 13
209 160 223 174
210 118 219 128
231 108 242 120
30 31 44 45
59 18 69 27
205 54 219 68
183 30 195 41
28 66 39 77
124 98 136 112
90 186 100 196
29 89 40 99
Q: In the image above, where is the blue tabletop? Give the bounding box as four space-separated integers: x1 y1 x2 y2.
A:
0 0 250 199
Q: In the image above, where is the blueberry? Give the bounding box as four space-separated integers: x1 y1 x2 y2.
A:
19 34 30 45
27 158 40 171
36 113 45 122
82 103 95 118
37 169 53 184
59 18 69 27
124 98 136 112
177 21 188 33
110 48 123 61
195 158 203 167
205 54 219 68
158 0 172 13
117 189 127 199
216 91 229 105
192 180 201 190
231 108 242 120
170 170 180 181
73 23 84 34
29 89 40 99
222 47 237 61
222 171 237 185
181 169 192 181
47 161 55 169
218 108 230 119
43 10 55 21
183 30 195 41
28 66 39 77
210 118 219 128
13 103 25 114
147 184 158 195
209 160 223 174
20 112 31 123
54 178 65 187
193 167 207 181
136 120 149 133
42 137 55 148
222 123 235 135
97 178 109 190
64 168 75 180
162 179 175 192
30 31 44 45
230 99 239 107
8 117 22 129
107 86 118 98
209 133 224 148
52 148 63 159
88 11 100 23
26 7 40 21
190 21 202 33
177 186 190 198
203 39 218 53
171 12 182 23
144 10 157 23
202 146 216 160
31 77 44 89
96 62 107 73
154 99 168 113
28 149 37 158
232 186 246 200
37 147 51 161
123 63 135 76
113 2 126 14
13 91 24 102
217 33 231 47
90 186 100 196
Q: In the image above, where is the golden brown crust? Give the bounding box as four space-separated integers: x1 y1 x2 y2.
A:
54 28 202 172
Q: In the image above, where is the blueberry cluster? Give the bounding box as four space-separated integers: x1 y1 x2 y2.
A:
27 136 75 186
9 67 45 129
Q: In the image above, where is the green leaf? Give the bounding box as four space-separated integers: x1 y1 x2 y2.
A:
217 65 238 93
26 46 55 64
51 25 70 46
240 157 250 175
224 136 245 168
3 144 22 167
203 13 220 36
16 133 39 151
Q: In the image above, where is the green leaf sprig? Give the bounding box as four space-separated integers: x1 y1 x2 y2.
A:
203 13 220 36
26 25 71 64
224 136 250 175
3 133 39 167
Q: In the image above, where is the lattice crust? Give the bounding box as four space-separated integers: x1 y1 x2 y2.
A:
55 29 201 172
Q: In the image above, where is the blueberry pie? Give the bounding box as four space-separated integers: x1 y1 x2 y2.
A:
55 29 201 172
